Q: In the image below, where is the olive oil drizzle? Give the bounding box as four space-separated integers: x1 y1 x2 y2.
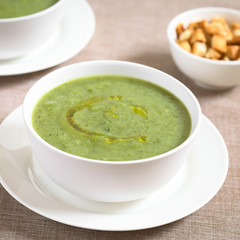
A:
66 96 104 137
66 96 148 143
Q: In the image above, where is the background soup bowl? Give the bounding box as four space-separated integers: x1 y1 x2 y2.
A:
0 0 66 60
23 60 202 202
167 7 240 90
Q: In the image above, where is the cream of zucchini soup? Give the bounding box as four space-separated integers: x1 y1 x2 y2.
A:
32 75 191 161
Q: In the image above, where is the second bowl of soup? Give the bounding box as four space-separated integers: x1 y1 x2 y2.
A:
0 0 66 59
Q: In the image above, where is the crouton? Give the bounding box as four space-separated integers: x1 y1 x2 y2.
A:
176 23 184 36
189 28 207 44
178 41 191 52
211 16 227 24
187 21 202 31
226 45 240 60
205 22 226 36
211 35 227 53
205 48 222 59
199 20 208 30
231 22 240 30
231 22 240 36
222 56 230 61
227 36 240 45
222 22 233 40
179 29 192 41
232 29 240 37
192 42 207 56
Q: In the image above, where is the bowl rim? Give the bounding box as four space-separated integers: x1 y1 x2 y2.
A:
167 7 240 66
0 0 65 22
23 60 202 165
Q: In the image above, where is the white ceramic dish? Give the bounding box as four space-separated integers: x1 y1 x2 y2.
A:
0 0 66 60
0 106 228 231
167 7 240 90
23 60 202 202
0 0 95 76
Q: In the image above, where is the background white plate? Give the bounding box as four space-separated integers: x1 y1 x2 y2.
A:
0 106 229 231
0 0 95 76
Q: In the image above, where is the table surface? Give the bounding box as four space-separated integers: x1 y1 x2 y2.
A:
0 0 240 239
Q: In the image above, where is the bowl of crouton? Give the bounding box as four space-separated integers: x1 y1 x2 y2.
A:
167 7 240 90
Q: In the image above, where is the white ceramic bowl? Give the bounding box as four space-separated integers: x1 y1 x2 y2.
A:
0 0 66 60
167 7 240 90
23 60 202 202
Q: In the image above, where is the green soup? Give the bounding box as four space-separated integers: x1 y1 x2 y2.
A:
0 0 59 19
32 75 192 161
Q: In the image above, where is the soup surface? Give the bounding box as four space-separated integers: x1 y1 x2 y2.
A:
32 75 191 161
0 0 59 18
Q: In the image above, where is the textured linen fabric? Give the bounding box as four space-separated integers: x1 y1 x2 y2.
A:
0 0 240 239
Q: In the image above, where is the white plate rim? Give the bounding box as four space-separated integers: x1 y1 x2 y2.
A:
0 106 229 231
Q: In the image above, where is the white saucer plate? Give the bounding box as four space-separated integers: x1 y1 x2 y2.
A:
0 0 95 76
0 106 229 231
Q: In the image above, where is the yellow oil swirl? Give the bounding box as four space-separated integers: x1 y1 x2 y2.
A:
66 96 105 136
138 135 148 142
131 105 147 118
66 96 148 143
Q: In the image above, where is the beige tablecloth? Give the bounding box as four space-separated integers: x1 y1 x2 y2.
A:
0 0 240 239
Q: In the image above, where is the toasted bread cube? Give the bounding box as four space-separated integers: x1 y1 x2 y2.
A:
225 29 233 41
190 28 207 44
227 36 240 45
187 21 202 31
221 22 233 40
199 20 208 30
192 42 207 56
208 17 232 40
179 29 192 42
176 23 184 36
205 22 226 36
178 41 191 52
211 35 227 53
226 45 240 60
205 48 222 59
231 22 240 37
211 16 227 24
232 28 240 37
231 22 240 30
222 56 230 61
204 33 212 46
